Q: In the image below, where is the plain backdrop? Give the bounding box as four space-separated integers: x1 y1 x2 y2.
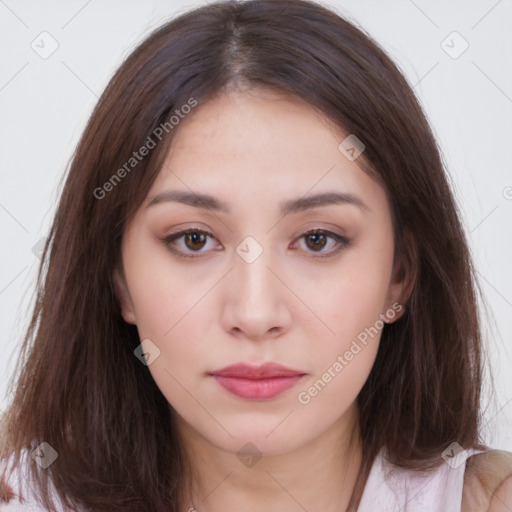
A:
1 0 511 452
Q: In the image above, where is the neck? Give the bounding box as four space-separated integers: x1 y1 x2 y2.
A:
178 405 363 512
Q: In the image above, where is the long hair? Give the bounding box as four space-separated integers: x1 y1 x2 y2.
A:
0 1 485 510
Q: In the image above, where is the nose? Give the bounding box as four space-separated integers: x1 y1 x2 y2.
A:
221 248 293 341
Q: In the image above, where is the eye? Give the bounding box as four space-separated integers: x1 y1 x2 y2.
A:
163 229 220 259
292 229 351 258
162 228 351 260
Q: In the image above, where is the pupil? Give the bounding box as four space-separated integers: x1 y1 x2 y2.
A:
307 233 326 250
186 232 206 250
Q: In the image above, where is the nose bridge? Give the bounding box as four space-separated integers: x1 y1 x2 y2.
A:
235 236 280 308
223 234 291 338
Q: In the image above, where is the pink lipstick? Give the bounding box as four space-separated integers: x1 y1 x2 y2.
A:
210 362 305 400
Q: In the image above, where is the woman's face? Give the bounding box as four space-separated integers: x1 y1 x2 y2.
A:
115 88 407 457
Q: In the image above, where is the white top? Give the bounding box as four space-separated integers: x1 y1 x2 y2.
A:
358 447 486 511
1 447 486 511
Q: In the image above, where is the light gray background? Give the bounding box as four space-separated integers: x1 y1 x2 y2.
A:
1 0 511 452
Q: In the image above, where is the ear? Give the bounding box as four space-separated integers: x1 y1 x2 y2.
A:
113 267 137 325
384 229 418 323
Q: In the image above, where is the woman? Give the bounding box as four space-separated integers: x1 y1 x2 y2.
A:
1 0 511 510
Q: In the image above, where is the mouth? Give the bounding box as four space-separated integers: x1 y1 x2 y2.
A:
209 362 306 400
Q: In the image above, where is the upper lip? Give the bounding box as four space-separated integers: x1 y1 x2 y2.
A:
210 362 306 379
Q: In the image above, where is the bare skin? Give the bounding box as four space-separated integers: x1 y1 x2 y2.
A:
115 86 409 511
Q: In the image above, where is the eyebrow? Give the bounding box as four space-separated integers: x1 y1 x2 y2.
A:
146 190 370 215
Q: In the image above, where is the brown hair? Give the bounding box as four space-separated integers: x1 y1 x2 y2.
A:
0 0 486 510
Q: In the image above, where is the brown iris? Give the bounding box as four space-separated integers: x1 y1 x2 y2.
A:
305 232 327 251
184 231 207 251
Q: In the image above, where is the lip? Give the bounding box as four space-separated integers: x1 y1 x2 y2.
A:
210 363 306 400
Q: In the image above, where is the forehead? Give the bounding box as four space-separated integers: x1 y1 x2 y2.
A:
168 88 343 158
143 88 388 217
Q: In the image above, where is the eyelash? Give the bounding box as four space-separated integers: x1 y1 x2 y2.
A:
162 228 352 260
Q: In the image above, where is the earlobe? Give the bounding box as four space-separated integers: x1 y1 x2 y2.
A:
113 268 137 325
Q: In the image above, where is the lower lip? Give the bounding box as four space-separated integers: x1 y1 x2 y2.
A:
213 375 304 400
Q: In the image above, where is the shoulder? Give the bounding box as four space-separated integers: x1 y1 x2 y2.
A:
359 447 472 511
462 449 512 512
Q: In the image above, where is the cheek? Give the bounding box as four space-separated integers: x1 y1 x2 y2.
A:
294 272 390 421
121 238 217 394
127 275 180 340
126 265 212 416
298 233 394 400
327 274 389 347
122 229 212 340
303 280 386 389
312 246 393 351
